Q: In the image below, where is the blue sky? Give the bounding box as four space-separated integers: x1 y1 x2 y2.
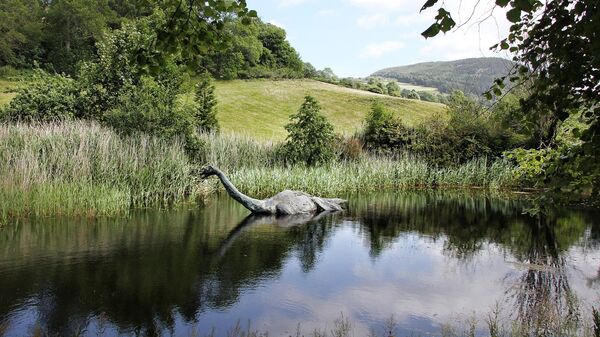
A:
248 0 511 77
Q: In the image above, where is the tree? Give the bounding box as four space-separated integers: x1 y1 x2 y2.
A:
44 0 117 74
0 0 43 67
194 72 219 132
282 96 335 166
420 0 600 196
386 81 401 97
363 103 410 153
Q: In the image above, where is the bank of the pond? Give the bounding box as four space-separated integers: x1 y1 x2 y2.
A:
0 122 524 219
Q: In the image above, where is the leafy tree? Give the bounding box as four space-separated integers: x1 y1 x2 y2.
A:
303 62 318 78
282 96 335 166
0 0 43 67
44 0 117 74
1 71 79 122
386 81 401 97
193 72 219 132
402 89 420 100
363 103 411 153
421 0 600 196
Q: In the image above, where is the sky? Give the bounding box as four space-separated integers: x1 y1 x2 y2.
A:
247 0 512 78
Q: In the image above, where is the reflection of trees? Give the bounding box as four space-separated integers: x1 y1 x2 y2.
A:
349 191 600 335
0 197 337 336
506 214 581 336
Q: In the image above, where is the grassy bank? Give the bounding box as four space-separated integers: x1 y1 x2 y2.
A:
1 122 523 219
0 122 198 219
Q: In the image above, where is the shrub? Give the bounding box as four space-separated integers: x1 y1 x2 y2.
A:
193 72 219 132
1 71 79 122
363 103 412 154
103 76 195 140
281 95 335 166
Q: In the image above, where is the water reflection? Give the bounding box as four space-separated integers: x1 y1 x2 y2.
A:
0 191 598 336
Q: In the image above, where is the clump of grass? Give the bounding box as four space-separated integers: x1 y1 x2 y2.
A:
0 121 199 219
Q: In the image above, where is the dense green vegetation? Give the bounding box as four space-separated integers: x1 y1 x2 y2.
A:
421 0 600 201
0 122 198 220
372 57 514 96
0 121 523 220
0 0 597 219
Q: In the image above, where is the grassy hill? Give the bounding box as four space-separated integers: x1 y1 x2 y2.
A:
214 79 446 140
0 77 447 141
372 57 514 96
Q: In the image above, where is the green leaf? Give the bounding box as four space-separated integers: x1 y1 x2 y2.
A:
247 10 258 17
440 15 456 32
495 0 510 7
421 23 440 38
506 8 522 23
515 0 535 12
420 0 439 12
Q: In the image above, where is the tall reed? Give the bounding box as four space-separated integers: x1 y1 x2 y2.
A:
0 122 198 219
0 123 522 219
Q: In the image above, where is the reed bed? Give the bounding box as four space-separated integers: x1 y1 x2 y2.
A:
226 156 520 198
0 122 198 219
0 122 522 219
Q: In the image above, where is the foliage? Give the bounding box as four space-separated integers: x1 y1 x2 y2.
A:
197 18 304 80
421 0 600 198
77 15 174 119
0 0 43 67
402 89 420 100
103 76 194 139
363 103 412 153
281 96 335 166
386 81 401 97
192 72 219 132
1 71 79 122
43 0 117 74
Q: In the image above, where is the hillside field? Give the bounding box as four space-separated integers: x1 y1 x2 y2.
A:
0 78 447 140
214 79 446 140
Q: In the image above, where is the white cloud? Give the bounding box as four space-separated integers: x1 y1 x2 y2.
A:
317 9 335 16
361 41 404 58
278 0 309 7
268 20 286 29
356 14 389 29
349 0 417 11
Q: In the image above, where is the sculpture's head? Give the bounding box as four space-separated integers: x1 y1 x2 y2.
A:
199 165 219 179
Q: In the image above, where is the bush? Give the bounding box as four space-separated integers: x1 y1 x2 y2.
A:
281 95 335 166
1 71 79 122
103 76 194 138
363 103 412 154
193 72 219 132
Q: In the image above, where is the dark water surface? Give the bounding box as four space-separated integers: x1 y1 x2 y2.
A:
1 191 599 336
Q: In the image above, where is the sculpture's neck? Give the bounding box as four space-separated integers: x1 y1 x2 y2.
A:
213 169 266 213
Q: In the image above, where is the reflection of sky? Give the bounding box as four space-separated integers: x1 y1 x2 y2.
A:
2 218 600 337
200 226 509 336
175 224 595 337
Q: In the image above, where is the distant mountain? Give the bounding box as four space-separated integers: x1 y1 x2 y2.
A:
372 57 514 96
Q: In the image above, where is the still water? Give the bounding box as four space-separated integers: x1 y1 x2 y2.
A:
0 191 599 336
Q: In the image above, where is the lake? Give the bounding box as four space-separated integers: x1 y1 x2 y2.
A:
1 191 599 336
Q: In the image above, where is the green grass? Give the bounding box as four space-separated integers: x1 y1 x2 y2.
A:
214 79 447 140
0 79 19 106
